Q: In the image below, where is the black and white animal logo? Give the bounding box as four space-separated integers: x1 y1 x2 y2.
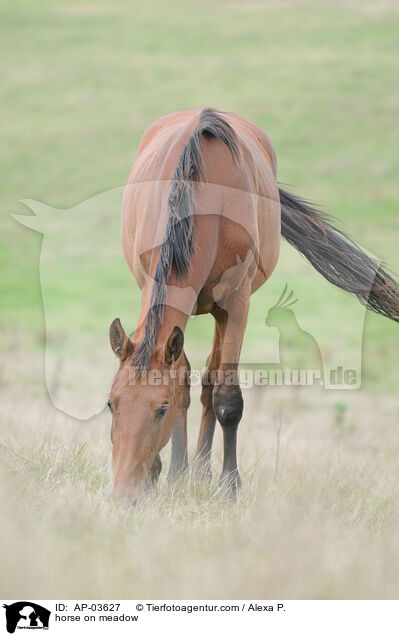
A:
2 602 50 634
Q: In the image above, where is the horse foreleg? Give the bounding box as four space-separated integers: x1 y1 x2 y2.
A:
168 413 188 481
213 288 249 499
213 380 243 497
168 355 190 481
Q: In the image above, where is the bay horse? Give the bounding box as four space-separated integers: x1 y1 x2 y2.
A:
108 108 399 501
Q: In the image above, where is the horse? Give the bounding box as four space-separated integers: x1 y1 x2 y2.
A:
108 108 399 501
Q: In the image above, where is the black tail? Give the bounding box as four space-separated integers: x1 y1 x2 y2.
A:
279 188 399 323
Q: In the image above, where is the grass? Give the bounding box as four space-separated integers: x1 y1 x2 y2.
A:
1 351 399 599
1 0 399 599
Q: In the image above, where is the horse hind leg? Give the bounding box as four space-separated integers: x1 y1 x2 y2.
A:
194 323 221 479
194 369 216 479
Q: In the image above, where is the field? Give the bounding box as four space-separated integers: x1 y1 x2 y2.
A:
1 0 399 599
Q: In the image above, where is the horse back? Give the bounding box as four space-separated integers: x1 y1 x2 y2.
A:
121 110 280 295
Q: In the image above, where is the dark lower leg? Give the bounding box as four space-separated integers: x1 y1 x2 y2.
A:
221 426 240 486
213 378 243 498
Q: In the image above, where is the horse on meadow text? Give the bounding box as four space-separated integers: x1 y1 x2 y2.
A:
108 108 399 501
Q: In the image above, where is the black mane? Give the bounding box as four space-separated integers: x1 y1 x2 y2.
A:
132 108 239 370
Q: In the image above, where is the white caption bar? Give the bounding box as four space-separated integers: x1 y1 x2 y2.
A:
2 600 398 635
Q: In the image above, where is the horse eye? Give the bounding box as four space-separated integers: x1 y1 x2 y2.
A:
155 404 168 419
107 399 113 413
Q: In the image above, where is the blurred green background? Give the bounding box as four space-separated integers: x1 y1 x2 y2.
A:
1 0 398 391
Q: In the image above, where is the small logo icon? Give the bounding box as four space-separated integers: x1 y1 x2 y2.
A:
2 603 50 634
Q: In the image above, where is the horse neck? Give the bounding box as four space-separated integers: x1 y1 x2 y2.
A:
132 278 191 352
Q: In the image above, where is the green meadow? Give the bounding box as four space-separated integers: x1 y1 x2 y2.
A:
1 0 398 386
0 0 398 599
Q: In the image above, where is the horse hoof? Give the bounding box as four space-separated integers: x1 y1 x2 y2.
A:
219 470 241 500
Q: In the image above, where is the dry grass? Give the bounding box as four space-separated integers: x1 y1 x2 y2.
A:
1 0 399 602
1 350 399 599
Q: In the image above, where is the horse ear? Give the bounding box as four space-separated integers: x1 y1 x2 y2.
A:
109 318 133 361
164 326 184 366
